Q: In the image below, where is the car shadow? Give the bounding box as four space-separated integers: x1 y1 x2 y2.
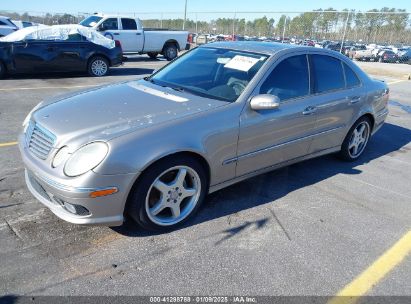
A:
4 68 154 80
125 55 167 63
112 122 411 238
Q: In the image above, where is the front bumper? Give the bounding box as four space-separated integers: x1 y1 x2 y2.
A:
19 137 138 226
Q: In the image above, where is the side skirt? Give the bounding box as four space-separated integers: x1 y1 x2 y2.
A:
208 146 341 194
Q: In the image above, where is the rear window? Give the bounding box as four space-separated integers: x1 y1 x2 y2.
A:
311 55 345 93
343 63 361 88
121 18 137 30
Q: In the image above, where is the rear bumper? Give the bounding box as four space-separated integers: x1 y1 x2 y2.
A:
373 108 389 135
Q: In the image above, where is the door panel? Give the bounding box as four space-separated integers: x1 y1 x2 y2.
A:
236 97 318 176
12 41 49 72
308 55 361 153
45 41 88 72
119 18 143 53
236 54 317 177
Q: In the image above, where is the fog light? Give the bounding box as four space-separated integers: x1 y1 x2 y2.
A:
64 202 77 214
63 202 90 216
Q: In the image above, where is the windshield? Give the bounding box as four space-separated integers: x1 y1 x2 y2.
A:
150 47 268 102
80 16 103 27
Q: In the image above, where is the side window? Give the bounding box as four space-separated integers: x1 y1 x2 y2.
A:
102 18 118 30
260 55 309 101
121 18 137 30
311 55 345 93
0 21 7 26
343 63 361 88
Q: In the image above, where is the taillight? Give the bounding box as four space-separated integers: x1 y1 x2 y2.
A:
115 40 122 49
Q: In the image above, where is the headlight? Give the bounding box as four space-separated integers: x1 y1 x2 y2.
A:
22 102 42 129
52 146 70 168
64 142 108 177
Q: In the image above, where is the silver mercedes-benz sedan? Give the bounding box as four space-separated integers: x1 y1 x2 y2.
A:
19 42 389 231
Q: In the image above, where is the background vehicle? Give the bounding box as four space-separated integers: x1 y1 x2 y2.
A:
80 14 189 60
19 42 389 231
0 25 123 78
375 50 397 63
354 48 376 61
0 16 18 37
347 45 366 59
12 20 40 29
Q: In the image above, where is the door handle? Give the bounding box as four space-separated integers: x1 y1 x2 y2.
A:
113 33 120 36
136 33 142 35
349 96 362 104
302 106 317 115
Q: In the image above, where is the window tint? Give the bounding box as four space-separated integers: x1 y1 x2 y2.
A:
121 18 137 30
260 55 309 101
343 63 361 88
102 18 118 30
311 55 345 93
0 21 7 26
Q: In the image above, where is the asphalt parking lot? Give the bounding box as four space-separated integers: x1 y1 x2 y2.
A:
0 55 410 299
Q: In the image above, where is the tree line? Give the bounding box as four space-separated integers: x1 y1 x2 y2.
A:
1 7 410 44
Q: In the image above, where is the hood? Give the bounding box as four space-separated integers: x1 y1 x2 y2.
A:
32 80 227 147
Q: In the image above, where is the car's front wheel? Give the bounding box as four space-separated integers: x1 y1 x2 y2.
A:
338 117 372 161
88 56 109 77
127 156 208 231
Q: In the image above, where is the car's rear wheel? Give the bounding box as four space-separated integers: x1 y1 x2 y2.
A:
127 156 207 231
88 56 109 77
147 52 159 59
338 117 371 161
163 44 178 61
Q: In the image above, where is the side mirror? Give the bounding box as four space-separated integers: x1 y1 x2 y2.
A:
98 24 106 31
250 94 280 111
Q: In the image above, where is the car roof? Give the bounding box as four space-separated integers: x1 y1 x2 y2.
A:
202 41 340 57
201 41 295 55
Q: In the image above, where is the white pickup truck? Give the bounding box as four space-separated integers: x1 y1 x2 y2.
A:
80 14 190 60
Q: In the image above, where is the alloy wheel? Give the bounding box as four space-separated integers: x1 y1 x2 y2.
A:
145 166 201 226
91 59 108 76
348 121 370 158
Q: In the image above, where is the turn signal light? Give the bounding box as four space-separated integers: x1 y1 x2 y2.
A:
89 188 118 198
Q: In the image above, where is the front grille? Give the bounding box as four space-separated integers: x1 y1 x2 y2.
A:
25 121 56 159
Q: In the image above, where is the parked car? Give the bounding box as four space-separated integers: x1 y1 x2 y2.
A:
0 25 123 78
80 14 189 60
396 48 411 63
347 45 366 59
19 42 389 231
0 16 18 37
353 48 376 61
375 50 397 63
12 20 39 29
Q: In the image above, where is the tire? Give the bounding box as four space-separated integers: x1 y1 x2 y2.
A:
88 56 109 77
338 117 372 162
147 52 159 59
126 155 208 231
163 44 178 61
0 61 5 79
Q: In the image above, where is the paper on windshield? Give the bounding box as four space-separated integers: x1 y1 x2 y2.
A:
0 24 115 49
224 55 260 72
